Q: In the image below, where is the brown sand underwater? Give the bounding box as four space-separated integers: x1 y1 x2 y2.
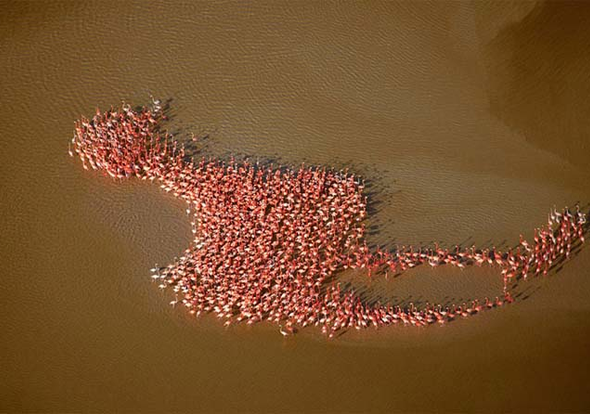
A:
1 1 590 412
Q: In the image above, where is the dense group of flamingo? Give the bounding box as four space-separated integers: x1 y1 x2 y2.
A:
69 102 587 337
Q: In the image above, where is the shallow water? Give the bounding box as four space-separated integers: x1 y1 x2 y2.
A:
1 1 590 412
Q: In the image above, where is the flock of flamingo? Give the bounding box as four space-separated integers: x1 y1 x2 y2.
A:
68 101 587 337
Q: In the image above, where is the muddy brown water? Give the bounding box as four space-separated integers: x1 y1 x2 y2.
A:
1 1 590 412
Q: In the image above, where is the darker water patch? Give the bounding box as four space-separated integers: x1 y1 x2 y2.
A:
485 1 590 167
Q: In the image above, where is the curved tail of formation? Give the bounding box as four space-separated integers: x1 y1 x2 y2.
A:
69 102 586 337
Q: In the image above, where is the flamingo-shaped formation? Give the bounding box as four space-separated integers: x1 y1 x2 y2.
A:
69 101 587 337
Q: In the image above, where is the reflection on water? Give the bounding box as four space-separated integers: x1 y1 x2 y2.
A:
1 1 590 412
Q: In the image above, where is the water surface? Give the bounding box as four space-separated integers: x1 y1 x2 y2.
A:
1 1 589 412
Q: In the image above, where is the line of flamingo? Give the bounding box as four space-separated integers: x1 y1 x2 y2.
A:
69 101 586 337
